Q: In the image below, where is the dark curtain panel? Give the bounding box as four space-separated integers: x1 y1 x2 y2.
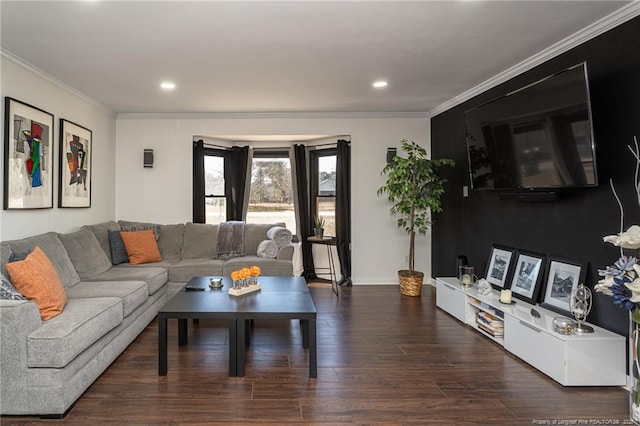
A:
225 146 249 221
336 139 352 286
294 144 316 278
192 140 205 223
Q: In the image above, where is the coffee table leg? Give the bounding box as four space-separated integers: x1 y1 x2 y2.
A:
244 319 251 347
236 319 246 377
309 318 317 378
178 318 188 346
228 319 237 376
159 316 168 376
302 319 309 349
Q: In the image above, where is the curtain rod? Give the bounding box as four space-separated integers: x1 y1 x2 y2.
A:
201 142 232 149
307 139 350 148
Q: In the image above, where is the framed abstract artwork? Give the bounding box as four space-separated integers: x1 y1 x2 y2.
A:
485 244 516 289
509 250 546 304
58 119 92 208
540 257 588 316
3 97 54 210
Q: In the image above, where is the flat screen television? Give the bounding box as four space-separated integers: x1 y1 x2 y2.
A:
465 62 597 191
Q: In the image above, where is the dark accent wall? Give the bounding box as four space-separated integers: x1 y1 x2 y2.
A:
431 17 640 336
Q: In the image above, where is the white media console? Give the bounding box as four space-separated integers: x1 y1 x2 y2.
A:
435 277 626 386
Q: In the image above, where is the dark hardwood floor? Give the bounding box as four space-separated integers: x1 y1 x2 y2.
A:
2 284 629 425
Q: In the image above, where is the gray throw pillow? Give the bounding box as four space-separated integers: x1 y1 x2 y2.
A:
108 230 129 265
8 249 32 262
0 272 25 300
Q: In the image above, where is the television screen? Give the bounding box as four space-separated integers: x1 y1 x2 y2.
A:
465 63 597 191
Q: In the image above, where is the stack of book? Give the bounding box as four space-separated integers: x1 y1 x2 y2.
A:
476 311 504 337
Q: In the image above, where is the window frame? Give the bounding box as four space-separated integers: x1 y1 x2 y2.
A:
203 148 228 223
310 148 337 234
247 149 296 232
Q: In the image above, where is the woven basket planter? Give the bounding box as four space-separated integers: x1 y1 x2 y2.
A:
398 270 424 297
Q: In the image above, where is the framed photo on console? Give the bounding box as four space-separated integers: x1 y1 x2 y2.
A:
540 257 588 316
485 245 516 289
509 250 545 304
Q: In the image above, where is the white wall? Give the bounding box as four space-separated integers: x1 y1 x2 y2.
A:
0 55 117 240
115 113 431 284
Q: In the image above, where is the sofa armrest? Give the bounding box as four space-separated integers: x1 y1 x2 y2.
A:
276 244 295 261
1 299 43 413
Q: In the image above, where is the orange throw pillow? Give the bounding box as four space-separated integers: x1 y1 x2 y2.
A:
120 229 162 265
6 246 67 321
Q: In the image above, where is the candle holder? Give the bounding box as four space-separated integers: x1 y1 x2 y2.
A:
459 265 477 286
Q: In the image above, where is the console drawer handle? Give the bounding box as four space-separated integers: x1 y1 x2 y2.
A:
520 320 542 333
443 283 456 291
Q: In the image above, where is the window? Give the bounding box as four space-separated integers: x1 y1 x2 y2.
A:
311 149 336 237
246 152 296 234
204 149 226 224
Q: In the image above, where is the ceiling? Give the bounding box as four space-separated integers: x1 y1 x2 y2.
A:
0 1 633 115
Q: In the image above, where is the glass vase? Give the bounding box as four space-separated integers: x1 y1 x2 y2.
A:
630 310 640 425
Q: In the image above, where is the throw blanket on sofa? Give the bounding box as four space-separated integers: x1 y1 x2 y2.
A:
257 240 279 258
217 221 246 260
267 226 293 248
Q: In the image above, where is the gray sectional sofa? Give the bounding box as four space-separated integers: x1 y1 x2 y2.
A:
0 220 294 417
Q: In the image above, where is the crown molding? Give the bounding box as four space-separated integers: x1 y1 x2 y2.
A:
1 48 115 115
117 111 429 120
429 2 640 117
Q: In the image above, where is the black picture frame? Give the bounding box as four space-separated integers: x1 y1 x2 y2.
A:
540 257 588 316
509 250 546 304
484 244 517 290
58 119 92 208
3 97 54 210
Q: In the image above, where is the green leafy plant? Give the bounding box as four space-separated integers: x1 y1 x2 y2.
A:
314 216 326 229
377 139 454 275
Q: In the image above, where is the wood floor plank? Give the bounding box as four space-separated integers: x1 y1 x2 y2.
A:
1 285 630 425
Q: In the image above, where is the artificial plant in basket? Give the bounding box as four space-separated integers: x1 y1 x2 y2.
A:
377 139 454 296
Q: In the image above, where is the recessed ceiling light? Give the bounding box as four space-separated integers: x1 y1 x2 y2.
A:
160 81 176 90
373 80 388 88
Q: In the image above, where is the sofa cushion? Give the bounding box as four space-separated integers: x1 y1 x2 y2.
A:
182 222 218 259
27 297 123 368
118 220 160 240
7 232 81 288
0 241 11 276
81 221 121 263
108 230 129 265
120 230 162 265
85 266 167 296
116 259 178 269
114 222 184 261
6 246 68 321
156 223 185 260
58 229 113 279
244 223 285 255
0 272 25 300
66 281 148 318
168 258 224 282
222 255 293 277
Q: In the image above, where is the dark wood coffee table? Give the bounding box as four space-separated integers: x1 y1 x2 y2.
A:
158 276 317 378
